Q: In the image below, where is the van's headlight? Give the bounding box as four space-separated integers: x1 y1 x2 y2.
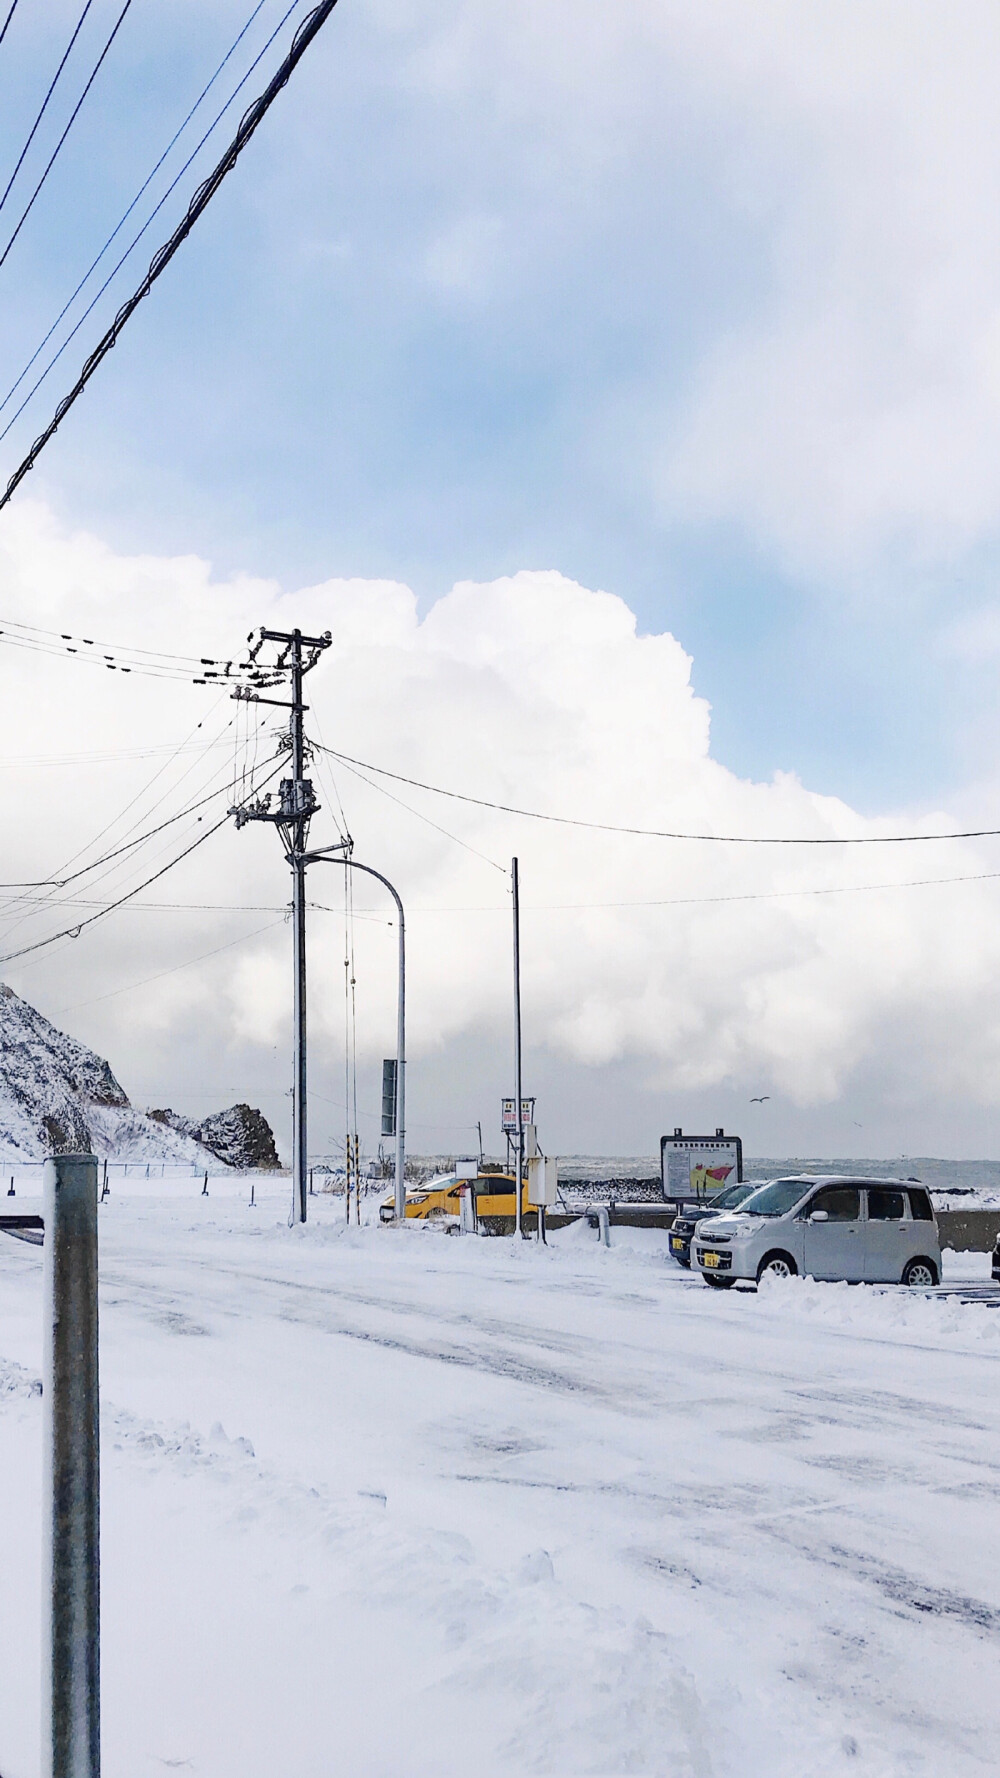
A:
729 1224 755 1241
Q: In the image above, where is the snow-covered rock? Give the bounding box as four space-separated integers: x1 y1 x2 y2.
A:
0 983 276 1167
147 1104 280 1171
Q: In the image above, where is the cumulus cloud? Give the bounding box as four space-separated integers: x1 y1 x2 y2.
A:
1 502 999 1156
643 0 1000 585
404 0 1000 588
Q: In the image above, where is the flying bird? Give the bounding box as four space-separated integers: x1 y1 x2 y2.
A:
749 1095 770 1103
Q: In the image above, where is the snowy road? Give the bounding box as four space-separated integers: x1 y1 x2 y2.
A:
2 1189 1000 1777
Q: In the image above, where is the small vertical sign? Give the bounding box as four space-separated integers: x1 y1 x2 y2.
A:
381 1058 397 1137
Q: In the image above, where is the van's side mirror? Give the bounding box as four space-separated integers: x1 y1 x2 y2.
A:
809 1209 829 1223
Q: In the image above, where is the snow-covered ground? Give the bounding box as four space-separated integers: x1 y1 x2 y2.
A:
2 1188 1000 1777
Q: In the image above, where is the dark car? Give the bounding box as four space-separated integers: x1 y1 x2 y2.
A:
668 1180 763 1267
993 1234 1000 1284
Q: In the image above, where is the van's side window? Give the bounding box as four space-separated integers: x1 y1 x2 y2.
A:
907 1188 934 1222
867 1188 905 1221
804 1186 860 1222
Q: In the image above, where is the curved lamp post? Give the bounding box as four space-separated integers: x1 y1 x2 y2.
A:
304 846 406 1222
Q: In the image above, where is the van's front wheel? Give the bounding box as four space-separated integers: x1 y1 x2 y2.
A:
757 1252 797 1283
702 1273 734 1289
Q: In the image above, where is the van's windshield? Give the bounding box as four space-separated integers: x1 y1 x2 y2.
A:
739 1178 813 1218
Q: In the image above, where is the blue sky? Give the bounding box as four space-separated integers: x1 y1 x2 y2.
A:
3 1 999 818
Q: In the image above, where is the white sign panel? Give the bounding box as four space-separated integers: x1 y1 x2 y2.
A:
501 1097 535 1134
660 1133 742 1201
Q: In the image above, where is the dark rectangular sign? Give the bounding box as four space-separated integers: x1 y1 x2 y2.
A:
381 1058 397 1137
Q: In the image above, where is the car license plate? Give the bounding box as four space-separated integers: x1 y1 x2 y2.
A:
670 1236 683 1251
703 1251 720 1267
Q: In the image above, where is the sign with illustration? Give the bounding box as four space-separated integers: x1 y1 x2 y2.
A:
660 1131 743 1202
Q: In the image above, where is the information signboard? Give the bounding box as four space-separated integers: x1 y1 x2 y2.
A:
660 1130 742 1202
501 1097 535 1134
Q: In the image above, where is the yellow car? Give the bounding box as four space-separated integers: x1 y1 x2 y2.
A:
379 1172 531 1230
379 1174 467 1224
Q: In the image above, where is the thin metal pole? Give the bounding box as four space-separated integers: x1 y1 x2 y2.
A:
395 883 406 1222
512 857 523 1239
42 1153 100 1778
299 850 406 1221
291 631 308 1226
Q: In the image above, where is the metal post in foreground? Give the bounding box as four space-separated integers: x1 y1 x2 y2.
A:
512 857 523 1239
42 1153 100 1778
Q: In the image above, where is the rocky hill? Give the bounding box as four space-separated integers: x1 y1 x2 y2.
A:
0 983 279 1167
148 1104 280 1170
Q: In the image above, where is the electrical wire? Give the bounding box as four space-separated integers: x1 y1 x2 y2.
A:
0 615 266 686
0 0 94 222
0 0 306 439
0 611 239 668
0 737 233 768
0 740 278 891
0 0 135 274
25 727 269 928
0 628 215 683
0 893 294 912
0 0 343 510
334 747 505 873
0 808 235 963
0 1 20 52
0 704 232 946
0 0 274 423
55 916 286 1015
316 745 1000 848
0 754 286 963
312 867 1000 913
307 705 352 846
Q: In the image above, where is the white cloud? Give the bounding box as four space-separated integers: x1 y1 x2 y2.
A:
1 503 999 1153
388 0 1000 588
642 1 1000 583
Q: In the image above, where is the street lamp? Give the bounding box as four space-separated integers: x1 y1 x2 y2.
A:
305 846 406 1222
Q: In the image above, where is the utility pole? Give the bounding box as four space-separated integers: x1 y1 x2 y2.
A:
231 626 334 1224
512 856 523 1239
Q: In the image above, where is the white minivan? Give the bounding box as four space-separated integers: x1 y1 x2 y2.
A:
692 1175 940 1289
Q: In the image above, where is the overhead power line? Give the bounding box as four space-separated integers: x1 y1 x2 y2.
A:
0 1 94 221
0 0 135 274
0 755 286 963
55 915 286 1015
317 745 1000 847
0 749 281 891
0 613 287 687
0 0 299 434
0 0 343 512
0 1 20 53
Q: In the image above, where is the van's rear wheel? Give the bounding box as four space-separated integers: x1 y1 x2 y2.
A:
757 1252 797 1283
902 1257 938 1288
